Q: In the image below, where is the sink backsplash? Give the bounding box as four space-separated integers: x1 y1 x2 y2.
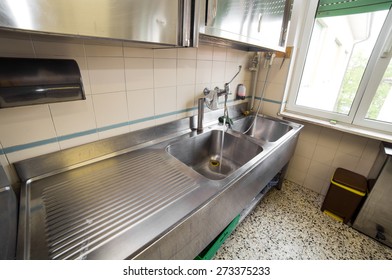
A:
0 31 253 184
0 30 382 196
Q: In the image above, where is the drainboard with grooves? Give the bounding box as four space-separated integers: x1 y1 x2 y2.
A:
40 151 199 260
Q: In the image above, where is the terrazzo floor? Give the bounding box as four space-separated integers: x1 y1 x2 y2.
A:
214 180 392 260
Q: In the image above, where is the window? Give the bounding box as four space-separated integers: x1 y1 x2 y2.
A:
286 0 392 135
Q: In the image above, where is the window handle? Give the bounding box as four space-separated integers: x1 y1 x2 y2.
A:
381 31 392 58
258 13 263 33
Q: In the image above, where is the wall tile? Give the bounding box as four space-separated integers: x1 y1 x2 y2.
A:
154 58 177 88
307 161 333 181
211 61 226 84
177 85 196 114
294 139 316 159
155 115 177 125
317 127 343 150
0 35 35 57
312 145 337 165
286 166 307 186
33 39 85 57
260 102 280 117
195 83 210 99
130 120 156 132
213 46 227 61
355 158 376 177
197 45 213 60
50 98 97 137
92 92 129 130
154 48 177 59
177 59 196 85
226 49 241 62
337 133 367 157
259 57 291 85
124 58 154 91
361 138 381 161
124 47 154 58
0 105 57 147
87 57 125 94
6 144 60 164
98 126 130 140
59 134 99 150
263 82 285 102
303 174 328 194
331 151 360 173
127 89 155 121
298 123 321 143
178 48 197 60
196 60 212 84
225 62 242 85
154 87 177 115
289 154 311 174
84 43 123 57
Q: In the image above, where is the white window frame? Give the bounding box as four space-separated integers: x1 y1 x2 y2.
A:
285 0 392 135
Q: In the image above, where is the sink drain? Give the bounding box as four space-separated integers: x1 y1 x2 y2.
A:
210 160 220 167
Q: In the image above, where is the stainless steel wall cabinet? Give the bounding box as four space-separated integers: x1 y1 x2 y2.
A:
0 0 199 47
199 0 292 51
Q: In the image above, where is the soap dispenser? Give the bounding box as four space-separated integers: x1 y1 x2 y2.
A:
236 84 246 100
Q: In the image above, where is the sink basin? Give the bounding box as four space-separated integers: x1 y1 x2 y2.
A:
166 130 263 180
232 115 292 142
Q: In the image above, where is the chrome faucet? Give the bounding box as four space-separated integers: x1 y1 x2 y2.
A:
197 65 242 132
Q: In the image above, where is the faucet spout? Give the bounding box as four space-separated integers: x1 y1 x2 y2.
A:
197 97 205 132
197 65 242 132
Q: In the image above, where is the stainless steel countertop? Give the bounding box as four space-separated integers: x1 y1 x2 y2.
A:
14 103 303 259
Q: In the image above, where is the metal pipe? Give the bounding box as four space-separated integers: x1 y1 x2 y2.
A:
249 52 261 110
197 98 205 132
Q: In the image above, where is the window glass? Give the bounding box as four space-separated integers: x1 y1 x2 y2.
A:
296 11 388 115
366 60 392 123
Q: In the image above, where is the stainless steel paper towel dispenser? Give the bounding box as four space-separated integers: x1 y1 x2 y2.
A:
0 57 85 108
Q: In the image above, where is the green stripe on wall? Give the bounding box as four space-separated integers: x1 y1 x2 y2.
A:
2 98 282 154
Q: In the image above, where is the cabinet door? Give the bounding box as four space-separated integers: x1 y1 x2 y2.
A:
205 0 291 50
0 0 183 46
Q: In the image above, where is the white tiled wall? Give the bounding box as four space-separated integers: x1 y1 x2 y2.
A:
0 30 381 194
0 31 252 184
286 122 381 195
252 53 381 195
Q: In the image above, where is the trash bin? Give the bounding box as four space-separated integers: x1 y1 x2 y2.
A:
321 168 367 224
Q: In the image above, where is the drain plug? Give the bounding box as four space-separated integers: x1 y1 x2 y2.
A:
210 160 220 167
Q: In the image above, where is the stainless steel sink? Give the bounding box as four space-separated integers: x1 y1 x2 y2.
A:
231 115 292 142
14 103 303 260
166 130 263 180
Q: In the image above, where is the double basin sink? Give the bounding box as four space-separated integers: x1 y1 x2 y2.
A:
166 115 293 181
15 111 302 260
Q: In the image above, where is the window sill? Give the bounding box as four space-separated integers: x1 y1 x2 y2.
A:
280 111 392 143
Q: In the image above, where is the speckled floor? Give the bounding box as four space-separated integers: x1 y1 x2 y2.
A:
214 180 392 260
